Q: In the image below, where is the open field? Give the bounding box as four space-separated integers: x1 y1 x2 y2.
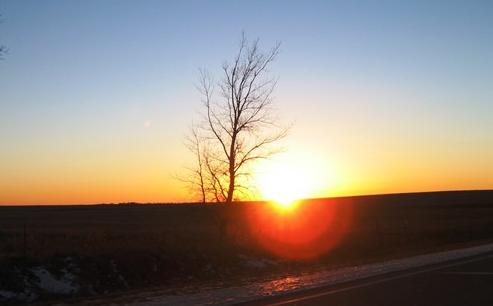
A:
0 190 492 304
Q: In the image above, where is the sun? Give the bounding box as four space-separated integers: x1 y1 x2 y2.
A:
255 154 330 208
258 167 308 207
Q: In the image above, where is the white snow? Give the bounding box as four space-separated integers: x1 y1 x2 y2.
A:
239 254 277 269
86 242 493 305
0 290 16 299
0 289 38 303
32 267 79 295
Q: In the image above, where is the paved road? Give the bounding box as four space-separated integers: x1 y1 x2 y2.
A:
242 253 493 306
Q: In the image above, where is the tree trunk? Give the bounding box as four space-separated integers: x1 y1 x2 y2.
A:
226 172 234 204
226 133 236 204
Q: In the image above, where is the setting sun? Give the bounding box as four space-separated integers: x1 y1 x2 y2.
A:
255 153 333 206
258 166 310 206
1 2 493 305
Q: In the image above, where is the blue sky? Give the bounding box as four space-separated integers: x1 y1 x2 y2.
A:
1 0 492 203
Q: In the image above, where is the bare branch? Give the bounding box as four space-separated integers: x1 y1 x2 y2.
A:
182 34 288 203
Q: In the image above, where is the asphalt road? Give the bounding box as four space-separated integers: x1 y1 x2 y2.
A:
242 253 493 306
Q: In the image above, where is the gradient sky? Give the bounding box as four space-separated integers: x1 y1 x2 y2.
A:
1 0 492 204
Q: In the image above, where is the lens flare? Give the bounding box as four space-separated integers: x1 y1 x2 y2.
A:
246 199 352 260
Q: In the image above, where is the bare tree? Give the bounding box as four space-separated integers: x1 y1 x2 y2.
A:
183 126 207 204
186 34 288 204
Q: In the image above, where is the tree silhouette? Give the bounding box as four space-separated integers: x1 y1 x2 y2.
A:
186 34 288 204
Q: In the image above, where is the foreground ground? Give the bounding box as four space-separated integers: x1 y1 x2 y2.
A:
0 190 492 304
49 242 493 305
244 250 493 306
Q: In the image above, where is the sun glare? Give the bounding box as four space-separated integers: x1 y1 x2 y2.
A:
255 153 332 208
259 167 308 207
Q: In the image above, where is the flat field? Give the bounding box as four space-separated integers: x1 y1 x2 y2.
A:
0 190 492 303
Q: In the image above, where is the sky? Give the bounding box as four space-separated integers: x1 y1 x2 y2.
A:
0 0 492 204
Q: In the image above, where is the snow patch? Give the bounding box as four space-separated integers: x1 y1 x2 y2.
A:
0 290 16 299
239 254 277 269
0 289 38 303
92 243 493 305
32 267 78 295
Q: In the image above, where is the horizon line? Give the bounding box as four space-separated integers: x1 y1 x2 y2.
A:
1 188 492 206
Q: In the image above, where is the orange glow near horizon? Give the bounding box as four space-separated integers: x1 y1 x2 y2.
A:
246 200 353 260
254 152 336 205
1 143 493 205
273 199 298 211
1 4 493 206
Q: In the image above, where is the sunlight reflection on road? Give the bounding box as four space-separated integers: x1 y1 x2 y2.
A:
66 244 493 305
259 275 304 294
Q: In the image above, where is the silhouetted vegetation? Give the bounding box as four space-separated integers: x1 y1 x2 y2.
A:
182 33 288 203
